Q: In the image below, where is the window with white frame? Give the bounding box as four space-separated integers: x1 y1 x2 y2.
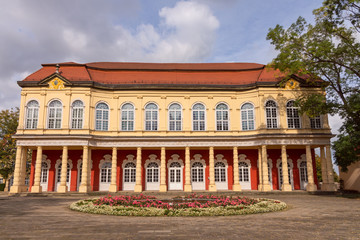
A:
121 103 134 131
192 103 206 131
215 162 226 182
145 103 158 131
71 100 84 129
216 103 229 131
299 161 308 182
169 103 182 131
310 115 321 129
241 103 255 130
95 102 109 131
100 162 112 183
191 162 204 182
287 101 301 129
124 162 136 183
40 162 49 183
146 162 159 182
48 100 62 129
239 162 249 182
265 100 278 129
26 100 39 129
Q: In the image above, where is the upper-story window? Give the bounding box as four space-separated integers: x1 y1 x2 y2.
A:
310 115 321 129
121 103 134 131
216 103 229 131
145 103 158 131
25 100 39 129
48 100 62 129
286 100 301 129
241 103 255 130
169 103 182 131
95 102 109 131
192 103 206 131
265 100 278 129
71 100 84 129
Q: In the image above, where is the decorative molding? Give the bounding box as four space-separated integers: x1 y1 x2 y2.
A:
55 158 73 169
238 154 251 167
122 154 136 168
297 154 307 168
214 154 228 167
190 154 206 167
144 154 160 167
99 154 112 169
41 155 51 168
167 154 184 168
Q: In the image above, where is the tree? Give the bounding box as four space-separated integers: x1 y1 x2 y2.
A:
267 0 360 171
0 108 19 186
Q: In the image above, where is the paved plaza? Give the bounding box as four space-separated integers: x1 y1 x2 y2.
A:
0 192 359 239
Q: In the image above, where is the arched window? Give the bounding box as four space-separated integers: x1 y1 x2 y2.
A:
40 162 49 184
287 101 301 128
239 162 250 182
146 162 159 183
299 161 308 182
100 162 112 183
145 103 158 131
48 100 62 129
26 100 39 129
216 103 229 131
265 100 278 129
192 103 206 131
124 162 136 183
241 103 255 130
95 103 109 131
169 103 182 131
121 103 135 131
215 162 226 182
310 115 321 129
191 162 204 182
71 100 84 129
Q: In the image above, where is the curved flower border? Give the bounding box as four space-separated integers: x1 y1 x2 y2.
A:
70 194 287 217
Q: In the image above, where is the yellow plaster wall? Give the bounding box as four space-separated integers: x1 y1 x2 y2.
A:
17 84 331 137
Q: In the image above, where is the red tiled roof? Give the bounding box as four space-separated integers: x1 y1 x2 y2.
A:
22 62 286 86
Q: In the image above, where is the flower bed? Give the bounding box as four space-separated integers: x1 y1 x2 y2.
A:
70 194 287 217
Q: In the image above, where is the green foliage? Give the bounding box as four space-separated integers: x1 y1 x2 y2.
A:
0 108 19 184
267 0 360 169
315 154 339 181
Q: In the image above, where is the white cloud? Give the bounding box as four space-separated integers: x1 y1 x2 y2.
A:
0 0 219 110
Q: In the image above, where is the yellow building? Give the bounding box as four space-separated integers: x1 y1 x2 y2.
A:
10 62 337 193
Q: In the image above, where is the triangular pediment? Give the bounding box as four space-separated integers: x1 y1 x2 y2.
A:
38 73 72 89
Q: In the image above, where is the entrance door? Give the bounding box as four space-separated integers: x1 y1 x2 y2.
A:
99 162 111 191
239 162 251 190
215 162 228 190
191 162 205 190
55 163 71 191
123 162 136 191
40 162 49 191
146 162 160 190
299 161 308 190
169 162 183 190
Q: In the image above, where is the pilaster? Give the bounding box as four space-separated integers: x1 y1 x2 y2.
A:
109 147 118 192
159 147 167 192
208 146 217 192
31 146 43 193
281 145 292 191
305 145 317 191
184 147 192 192
134 147 143 192
232 147 241 191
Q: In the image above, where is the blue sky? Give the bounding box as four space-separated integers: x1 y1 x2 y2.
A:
0 0 342 134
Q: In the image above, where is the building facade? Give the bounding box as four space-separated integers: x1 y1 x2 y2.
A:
10 62 337 194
